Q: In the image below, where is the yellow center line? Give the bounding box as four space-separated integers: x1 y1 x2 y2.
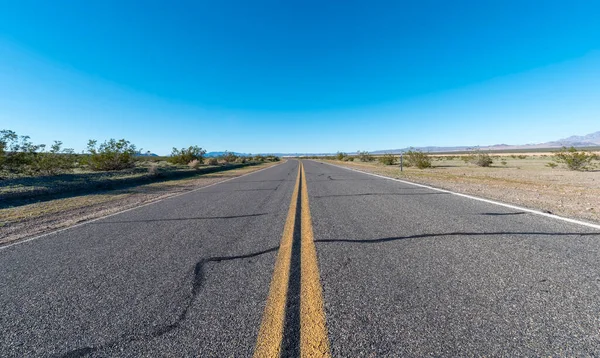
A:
254 161 330 357
253 163 301 357
300 162 331 357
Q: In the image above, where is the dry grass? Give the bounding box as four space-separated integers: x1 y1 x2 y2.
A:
320 155 600 224
0 161 282 245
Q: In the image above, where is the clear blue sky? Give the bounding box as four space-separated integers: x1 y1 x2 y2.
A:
1 1 599 155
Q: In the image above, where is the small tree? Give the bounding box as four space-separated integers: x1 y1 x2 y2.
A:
378 153 397 165
169 145 206 165
405 148 431 169
86 139 137 171
553 146 598 171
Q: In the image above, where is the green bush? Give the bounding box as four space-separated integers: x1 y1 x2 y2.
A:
466 149 493 167
0 130 76 176
169 145 206 165
378 153 397 165
34 141 77 175
405 148 431 169
1 130 41 174
86 139 137 171
357 150 374 162
265 155 280 162
552 146 598 171
336 152 347 161
221 151 238 163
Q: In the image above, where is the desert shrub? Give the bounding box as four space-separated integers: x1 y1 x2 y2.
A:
207 157 219 165
265 155 280 162
253 155 265 162
336 152 347 161
500 159 507 166
235 156 247 164
86 139 137 171
33 141 77 175
552 146 598 171
221 151 238 163
0 130 76 175
466 149 493 167
342 156 354 162
405 148 431 169
546 162 558 169
378 153 397 165
357 150 374 162
148 164 160 176
0 130 8 167
169 146 206 165
517 155 527 159
0 130 42 174
188 159 201 169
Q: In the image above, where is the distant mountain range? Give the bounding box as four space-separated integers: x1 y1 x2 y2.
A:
142 131 600 157
368 130 600 155
205 151 251 158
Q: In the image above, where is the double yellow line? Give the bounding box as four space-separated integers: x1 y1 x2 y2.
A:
253 161 330 357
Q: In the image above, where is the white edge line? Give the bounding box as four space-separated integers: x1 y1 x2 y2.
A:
313 160 600 231
0 161 286 251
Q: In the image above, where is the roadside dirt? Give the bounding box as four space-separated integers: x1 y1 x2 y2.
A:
320 159 600 225
0 162 282 246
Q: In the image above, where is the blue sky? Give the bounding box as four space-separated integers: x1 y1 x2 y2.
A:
1 1 599 155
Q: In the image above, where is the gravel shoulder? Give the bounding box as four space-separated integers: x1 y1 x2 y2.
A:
0 161 282 245
318 157 600 224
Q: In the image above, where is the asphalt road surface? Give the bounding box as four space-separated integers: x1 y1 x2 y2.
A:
1 159 600 357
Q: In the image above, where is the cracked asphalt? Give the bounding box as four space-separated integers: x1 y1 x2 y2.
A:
1 159 600 357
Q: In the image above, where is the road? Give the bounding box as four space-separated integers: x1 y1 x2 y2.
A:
1 159 600 357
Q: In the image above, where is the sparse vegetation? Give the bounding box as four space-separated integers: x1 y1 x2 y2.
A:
466 148 493 167
0 130 77 176
336 152 347 161
546 162 558 169
318 152 600 224
86 139 137 171
357 150 375 162
552 146 598 171
187 159 201 169
207 158 219 165
221 151 239 163
169 146 206 165
1 128 280 181
378 153 397 165
405 148 432 169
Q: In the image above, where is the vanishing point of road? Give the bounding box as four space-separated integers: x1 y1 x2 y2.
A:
1 159 600 357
